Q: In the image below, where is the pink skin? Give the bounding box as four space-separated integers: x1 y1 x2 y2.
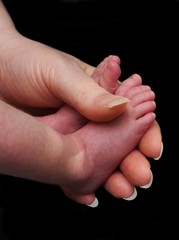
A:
63 77 156 195
37 55 122 135
92 55 121 93
38 56 157 203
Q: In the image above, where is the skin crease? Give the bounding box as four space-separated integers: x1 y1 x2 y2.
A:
59 78 156 195
37 56 160 203
40 72 156 203
0 1 162 205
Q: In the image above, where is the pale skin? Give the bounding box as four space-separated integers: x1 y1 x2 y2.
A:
40 75 156 200
0 1 162 204
92 57 161 199
38 57 158 203
0 74 156 201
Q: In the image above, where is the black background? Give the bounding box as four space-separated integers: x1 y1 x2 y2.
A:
0 0 178 239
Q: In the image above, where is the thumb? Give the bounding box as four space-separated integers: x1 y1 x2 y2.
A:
54 70 129 122
76 82 129 122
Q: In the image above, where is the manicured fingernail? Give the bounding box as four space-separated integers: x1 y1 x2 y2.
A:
123 187 137 201
86 197 99 208
106 97 130 108
140 171 153 189
154 141 163 160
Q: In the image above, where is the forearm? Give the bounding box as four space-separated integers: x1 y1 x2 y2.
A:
0 0 24 102
0 100 70 185
0 0 94 72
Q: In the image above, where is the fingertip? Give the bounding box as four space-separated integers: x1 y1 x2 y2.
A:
123 187 137 201
140 171 153 189
86 197 99 208
105 97 130 109
138 121 162 158
154 141 163 160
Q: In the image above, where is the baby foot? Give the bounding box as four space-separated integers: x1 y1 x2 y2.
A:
67 78 156 194
93 55 162 159
38 55 124 134
38 55 160 204
92 55 121 93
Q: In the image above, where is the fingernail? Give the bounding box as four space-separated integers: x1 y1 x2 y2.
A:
123 187 137 201
86 197 99 208
106 97 130 108
154 141 163 160
140 171 153 189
